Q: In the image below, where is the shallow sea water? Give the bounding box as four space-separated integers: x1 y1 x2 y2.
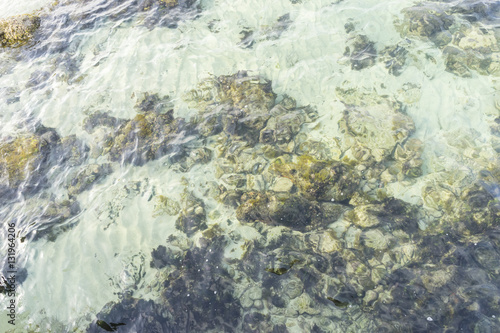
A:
1 0 500 332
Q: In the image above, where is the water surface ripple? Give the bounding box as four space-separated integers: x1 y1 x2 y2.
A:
0 0 500 332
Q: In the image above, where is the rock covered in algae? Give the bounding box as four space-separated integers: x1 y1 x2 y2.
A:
337 88 415 163
259 104 318 148
94 233 240 331
109 110 187 165
393 138 424 179
0 127 88 201
150 244 182 269
83 111 126 134
186 71 277 142
66 163 113 197
152 194 181 217
343 33 377 70
28 198 81 242
398 0 500 77
270 155 360 202
6 0 200 62
158 0 179 8
0 134 44 198
235 189 499 331
170 147 212 172
175 191 207 235
444 183 500 235
372 229 500 332
236 191 324 231
443 25 500 77
134 92 172 113
84 107 188 166
0 14 40 48
235 228 385 329
142 0 202 30
83 94 216 169
400 2 454 38
379 42 409 76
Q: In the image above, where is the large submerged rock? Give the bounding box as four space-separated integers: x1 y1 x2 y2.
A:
0 126 88 201
80 70 500 333
84 95 190 166
89 235 240 332
398 0 500 77
0 14 40 48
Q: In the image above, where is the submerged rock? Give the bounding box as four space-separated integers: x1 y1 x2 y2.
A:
175 192 207 235
379 43 408 76
28 198 81 242
270 155 360 202
399 0 500 77
0 134 45 199
237 191 323 231
0 14 40 48
337 89 415 163
154 235 241 331
186 71 277 142
343 34 377 70
393 138 424 179
50 71 500 331
85 109 188 166
66 164 113 197
25 70 51 89
152 195 181 217
134 92 172 113
345 197 420 233
83 111 126 134
0 127 88 201
5 0 201 61
87 298 171 333
239 13 293 49
400 3 454 38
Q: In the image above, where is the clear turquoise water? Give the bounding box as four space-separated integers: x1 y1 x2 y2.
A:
0 0 499 332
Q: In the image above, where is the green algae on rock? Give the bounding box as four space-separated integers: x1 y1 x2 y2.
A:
134 92 172 114
158 0 179 7
0 127 88 200
152 194 181 217
335 87 422 186
84 108 188 166
400 3 454 38
236 191 322 231
0 135 42 193
0 14 40 48
398 0 500 77
186 71 277 142
175 191 207 235
270 155 360 202
66 164 113 197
